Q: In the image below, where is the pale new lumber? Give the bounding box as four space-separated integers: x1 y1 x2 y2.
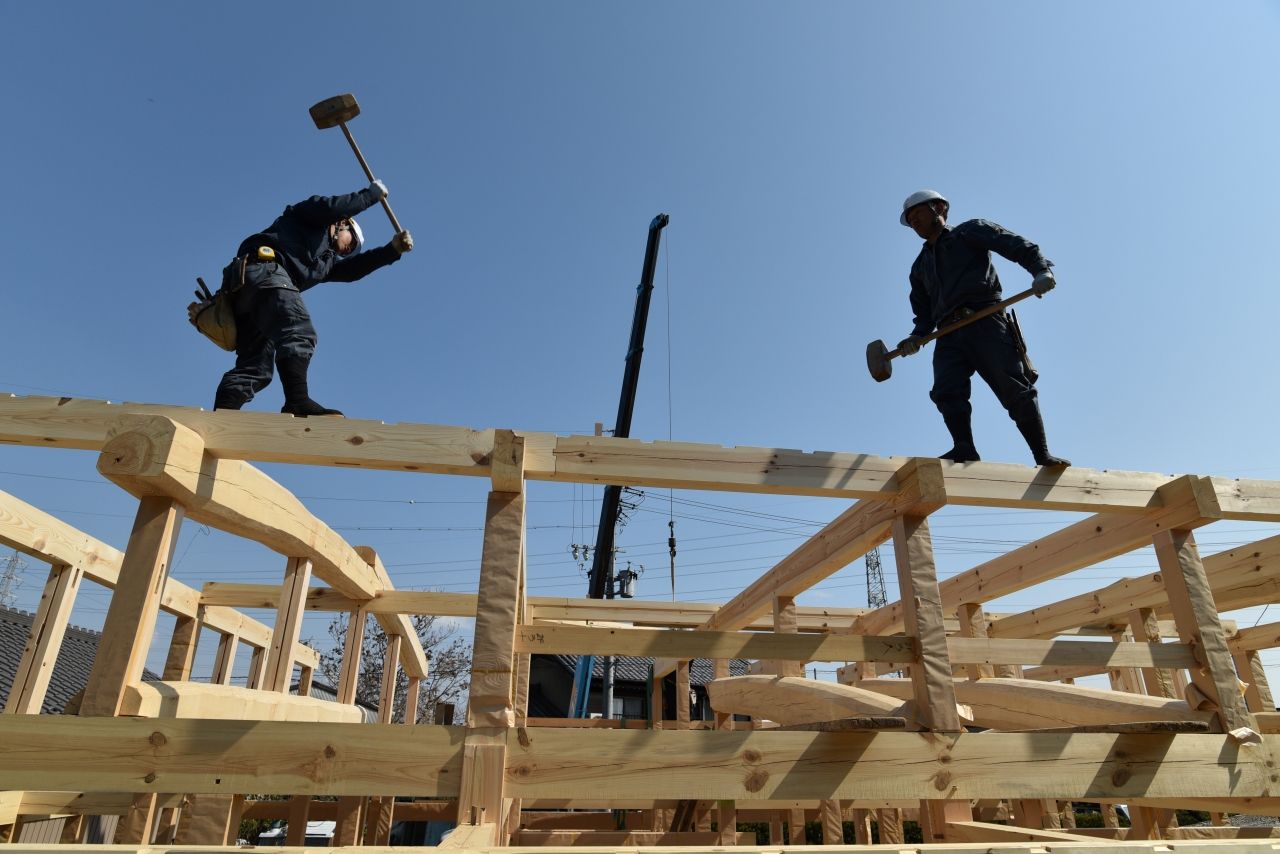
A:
1230 619 1280 652
263 556 312 693
337 606 369 706
20 393 1280 516
1129 607 1179 699
856 676 1215 730
4 562 81 714
992 531 1280 640
946 636 1197 670
120 681 364 723
14 792 135 816
856 475 1221 637
96 414 382 599
0 715 464 795
353 546 429 679
945 820 1099 843
891 507 961 731
162 614 200 681
504 727 1274 801
437 820 497 848
957 602 995 680
1154 527 1255 733
706 675 925 727
513 622 914 663
703 457 946 635
467 489 525 726
80 496 184 718
0 488 316 663
378 634 401 724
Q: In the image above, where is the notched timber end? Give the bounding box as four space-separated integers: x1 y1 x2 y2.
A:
1156 474 1223 522
96 415 206 497
489 429 526 493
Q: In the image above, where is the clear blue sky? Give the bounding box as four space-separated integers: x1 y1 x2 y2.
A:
3 3 1279 696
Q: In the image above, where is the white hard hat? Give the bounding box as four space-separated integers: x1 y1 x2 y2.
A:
900 189 948 226
347 217 364 253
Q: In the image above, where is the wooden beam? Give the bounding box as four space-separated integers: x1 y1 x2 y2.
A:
378 634 401 724
97 414 382 598
20 394 1280 514
80 496 184 718
0 488 317 667
337 606 369 706
1154 527 1255 735
707 675 921 727
3 562 81 714
514 622 914 663
263 557 312 693
704 457 946 635
856 676 1214 730
946 637 1197 670
857 475 1221 637
119 680 364 722
992 531 1280 640
354 546 429 679
162 615 200 681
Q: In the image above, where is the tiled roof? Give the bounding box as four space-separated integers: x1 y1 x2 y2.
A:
0 605 161 715
548 654 750 686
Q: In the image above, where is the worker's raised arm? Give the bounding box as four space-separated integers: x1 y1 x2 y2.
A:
289 180 389 226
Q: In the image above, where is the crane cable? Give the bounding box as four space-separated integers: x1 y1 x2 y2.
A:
665 232 677 601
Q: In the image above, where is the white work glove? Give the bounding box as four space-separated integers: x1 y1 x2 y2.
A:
897 335 923 356
1031 270 1056 297
392 230 414 254
369 179 389 202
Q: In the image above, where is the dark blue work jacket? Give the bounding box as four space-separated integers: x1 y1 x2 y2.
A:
909 219 1052 337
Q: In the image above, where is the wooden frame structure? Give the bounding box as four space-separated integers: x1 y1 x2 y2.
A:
3 393 1280 851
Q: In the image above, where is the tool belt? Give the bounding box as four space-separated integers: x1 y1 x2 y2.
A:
185 252 260 352
938 304 1000 328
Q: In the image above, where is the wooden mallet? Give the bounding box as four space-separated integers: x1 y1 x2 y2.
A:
866 285 1041 382
309 93 404 233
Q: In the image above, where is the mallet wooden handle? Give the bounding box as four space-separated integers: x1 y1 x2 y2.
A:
340 122 404 234
889 285 1040 357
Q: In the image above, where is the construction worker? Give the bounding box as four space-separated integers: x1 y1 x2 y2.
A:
896 190 1070 467
212 180 413 416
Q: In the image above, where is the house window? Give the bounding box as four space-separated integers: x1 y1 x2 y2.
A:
612 696 644 719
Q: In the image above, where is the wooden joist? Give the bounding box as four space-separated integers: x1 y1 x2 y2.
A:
120 681 365 723
9 393 1280 515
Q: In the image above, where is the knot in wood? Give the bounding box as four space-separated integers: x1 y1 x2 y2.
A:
347 435 365 446
741 749 762 765
931 770 952 791
324 745 337 759
148 731 167 748
143 772 157 784
1111 767 1132 787
742 768 769 793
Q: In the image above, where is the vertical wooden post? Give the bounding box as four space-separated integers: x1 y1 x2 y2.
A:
877 808 903 844
245 645 265 689
162 614 200 681
675 661 691 728
458 430 525 837
713 658 732 730
852 808 872 844
81 496 184 717
5 562 82 714
891 513 960 731
334 797 364 846
1154 528 1254 733
379 634 402 723
403 676 422 724
768 814 784 845
297 663 314 697
1129 608 1177 698
820 799 842 844
114 795 160 844
175 794 242 845
717 800 737 845
788 807 807 845
956 602 994 680
211 634 238 685
285 795 309 846
1235 649 1275 713
338 606 370 705
1107 630 1145 694
264 557 313 693
650 672 664 730
772 595 804 677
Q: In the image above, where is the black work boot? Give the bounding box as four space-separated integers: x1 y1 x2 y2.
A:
1015 407 1070 468
277 357 344 417
939 414 980 463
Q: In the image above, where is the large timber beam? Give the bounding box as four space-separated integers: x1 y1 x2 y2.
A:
0 715 1272 802
0 488 318 671
9 394 1280 516
856 475 1222 637
96 414 381 598
654 458 945 680
854 676 1215 730
991 531 1280 640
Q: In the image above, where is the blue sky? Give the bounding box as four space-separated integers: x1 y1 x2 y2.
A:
2 3 1279 696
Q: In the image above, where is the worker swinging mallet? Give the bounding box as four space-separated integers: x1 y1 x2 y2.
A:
865 285 1041 383
309 93 406 234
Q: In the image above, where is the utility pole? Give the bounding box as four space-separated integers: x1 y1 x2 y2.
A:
0 550 25 609
569 213 669 720
865 547 887 609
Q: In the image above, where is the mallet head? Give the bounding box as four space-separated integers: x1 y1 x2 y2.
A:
309 93 361 129
866 339 893 383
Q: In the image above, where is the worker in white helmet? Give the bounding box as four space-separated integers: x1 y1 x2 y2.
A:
896 190 1069 467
